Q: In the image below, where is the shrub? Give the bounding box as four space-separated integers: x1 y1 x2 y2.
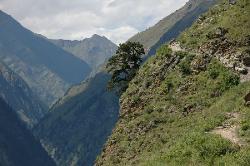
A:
222 72 240 90
179 61 192 75
156 44 172 58
176 51 189 59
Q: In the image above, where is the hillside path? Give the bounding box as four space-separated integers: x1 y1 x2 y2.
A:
211 113 246 146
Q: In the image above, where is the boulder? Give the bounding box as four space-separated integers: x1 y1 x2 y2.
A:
229 0 236 5
215 27 228 37
244 92 250 107
191 54 211 73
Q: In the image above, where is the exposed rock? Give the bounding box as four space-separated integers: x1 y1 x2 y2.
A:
206 27 228 39
169 40 183 52
182 104 195 116
229 0 237 5
215 27 229 38
177 82 192 93
244 92 250 107
191 54 211 73
199 32 249 79
235 66 248 74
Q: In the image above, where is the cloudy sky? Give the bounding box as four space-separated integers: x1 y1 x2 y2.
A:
0 0 188 44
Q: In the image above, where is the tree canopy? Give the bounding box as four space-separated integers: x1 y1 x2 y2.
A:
106 41 145 94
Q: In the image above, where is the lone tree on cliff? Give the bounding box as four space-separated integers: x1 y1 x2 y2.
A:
106 41 145 94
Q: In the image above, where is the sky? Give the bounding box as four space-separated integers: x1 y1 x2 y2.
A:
0 0 188 44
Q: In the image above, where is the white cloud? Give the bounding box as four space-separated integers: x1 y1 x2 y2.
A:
0 0 188 44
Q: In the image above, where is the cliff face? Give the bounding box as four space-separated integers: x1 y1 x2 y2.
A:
0 61 47 127
96 0 250 165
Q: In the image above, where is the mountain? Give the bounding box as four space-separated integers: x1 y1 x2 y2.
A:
50 34 117 74
34 72 119 166
34 0 222 164
129 0 218 55
0 61 47 127
0 10 91 106
0 98 56 166
96 0 250 165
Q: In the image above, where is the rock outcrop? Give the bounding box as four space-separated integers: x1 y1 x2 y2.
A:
199 27 249 77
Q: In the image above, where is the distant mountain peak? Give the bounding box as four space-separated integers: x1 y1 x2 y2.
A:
50 34 117 74
92 34 103 38
88 34 112 43
0 10 91 106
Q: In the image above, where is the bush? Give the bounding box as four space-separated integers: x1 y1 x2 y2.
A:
156 45 172 58
176 51 189 59
223 73 240 90
208 68 220 79
179 61 192 75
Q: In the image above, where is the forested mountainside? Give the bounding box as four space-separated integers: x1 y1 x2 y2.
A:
97 0 250 165
129 0 218 55
0 98 56 166
0 61 47 127
0 10 91 106
50 34 117 74
34 72 119 166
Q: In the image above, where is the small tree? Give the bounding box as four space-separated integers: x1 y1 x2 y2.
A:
106 41 145 94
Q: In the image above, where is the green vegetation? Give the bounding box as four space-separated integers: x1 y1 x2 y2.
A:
0 62 47 128
178 53 195 75
0 10 91 106
34 73 119 166
0 98 55 166
179 0 250 50
97 44 250 165
107 42 144 94
97 1 250 164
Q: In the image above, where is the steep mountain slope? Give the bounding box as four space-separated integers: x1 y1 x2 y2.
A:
97 0 250 165
34 72 119 166
50 34 117 74
34 1 222 165
0 98 56 166
0 61 47 127
129 0 218 55
0 10 91 106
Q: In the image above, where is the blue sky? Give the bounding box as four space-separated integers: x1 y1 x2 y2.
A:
0 0 188 44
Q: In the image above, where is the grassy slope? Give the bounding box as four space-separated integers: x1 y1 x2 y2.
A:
179 0 250 49
96 0 250 165
147 0 218 56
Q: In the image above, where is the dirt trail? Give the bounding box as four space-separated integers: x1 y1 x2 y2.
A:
241 67 250 82
169 42 183 52
211 113 246 146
